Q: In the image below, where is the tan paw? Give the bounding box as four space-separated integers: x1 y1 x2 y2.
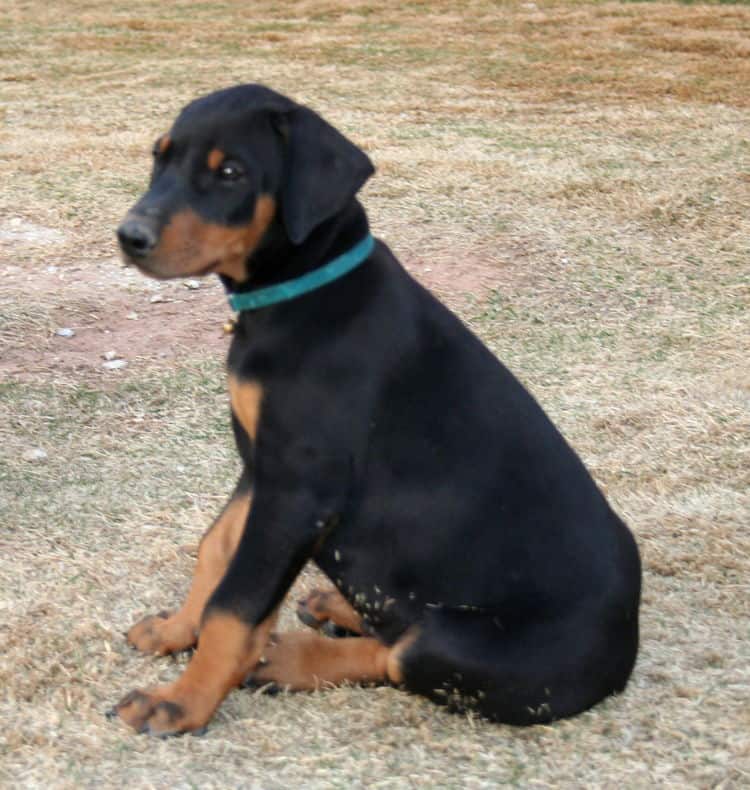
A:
108 686 209 737
296 588 364 636
126 611 197 655
296 590 335 629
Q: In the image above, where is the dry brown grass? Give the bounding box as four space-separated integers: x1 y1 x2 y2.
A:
1 1 749 787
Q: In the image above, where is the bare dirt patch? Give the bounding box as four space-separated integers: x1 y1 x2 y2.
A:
1 254 230 379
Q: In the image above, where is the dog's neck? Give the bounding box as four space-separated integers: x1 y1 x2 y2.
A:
221 199 370 294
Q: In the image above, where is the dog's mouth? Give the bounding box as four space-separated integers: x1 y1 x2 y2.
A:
194 259 222 277
120 250 223 281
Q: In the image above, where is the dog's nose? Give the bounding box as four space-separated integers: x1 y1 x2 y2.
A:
117 217 158 258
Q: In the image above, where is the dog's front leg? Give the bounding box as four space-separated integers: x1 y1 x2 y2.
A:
126 472 252 656
110 605 279 737
111 448 345 736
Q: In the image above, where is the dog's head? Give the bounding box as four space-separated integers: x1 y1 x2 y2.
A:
116 84 373 281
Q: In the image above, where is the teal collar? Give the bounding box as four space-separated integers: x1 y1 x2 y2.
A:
228 234 374 312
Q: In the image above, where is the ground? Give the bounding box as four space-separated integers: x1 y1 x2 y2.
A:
0 1 748 787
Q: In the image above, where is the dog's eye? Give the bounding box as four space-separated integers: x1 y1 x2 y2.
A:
217 161 245 182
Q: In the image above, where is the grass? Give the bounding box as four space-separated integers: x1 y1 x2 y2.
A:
1 0 749 787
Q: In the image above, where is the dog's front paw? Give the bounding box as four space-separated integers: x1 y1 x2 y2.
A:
107 687 209 737
126 611 197 655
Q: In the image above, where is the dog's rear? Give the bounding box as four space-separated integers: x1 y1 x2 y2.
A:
291 240 641 723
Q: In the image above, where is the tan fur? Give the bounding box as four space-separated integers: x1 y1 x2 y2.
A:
252 632 391 690
249 627 419 690
207 148 224 170
227 376 263 441
157 134 171 154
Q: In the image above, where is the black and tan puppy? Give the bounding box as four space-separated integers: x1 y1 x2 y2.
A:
113 84 641 736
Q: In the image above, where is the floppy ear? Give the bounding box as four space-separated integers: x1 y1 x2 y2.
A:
279 106 374 245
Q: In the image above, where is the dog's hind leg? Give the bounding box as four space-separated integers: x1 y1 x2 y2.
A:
245 628 415 691
396 604 639 725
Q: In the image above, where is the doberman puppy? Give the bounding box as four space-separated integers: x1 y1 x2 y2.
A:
113 84 641 736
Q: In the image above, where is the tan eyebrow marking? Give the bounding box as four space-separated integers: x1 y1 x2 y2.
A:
156 134 171 155
207 148 225 171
